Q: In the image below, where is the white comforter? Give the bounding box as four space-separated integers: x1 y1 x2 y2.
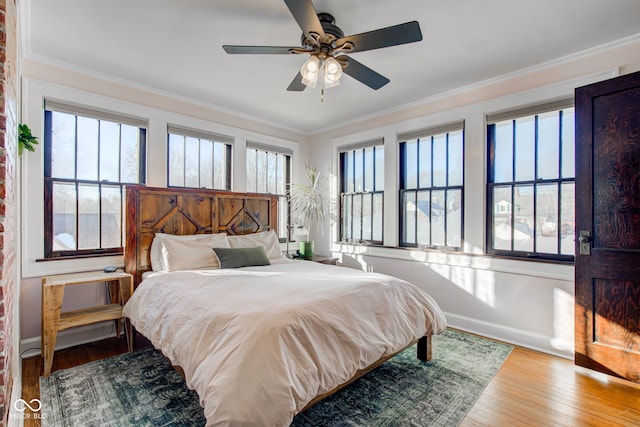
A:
123 260 446 426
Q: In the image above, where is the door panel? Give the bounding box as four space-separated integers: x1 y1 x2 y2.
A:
575 70 640 383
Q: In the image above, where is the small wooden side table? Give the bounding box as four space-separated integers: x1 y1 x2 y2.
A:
41 270 134 376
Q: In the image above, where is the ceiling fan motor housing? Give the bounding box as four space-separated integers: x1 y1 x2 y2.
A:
301 13 344 50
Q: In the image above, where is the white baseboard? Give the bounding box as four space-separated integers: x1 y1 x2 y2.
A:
444 311 574 360
20 323 119 359
7 374 24 427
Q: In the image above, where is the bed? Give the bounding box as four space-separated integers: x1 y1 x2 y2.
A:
123 185 447 426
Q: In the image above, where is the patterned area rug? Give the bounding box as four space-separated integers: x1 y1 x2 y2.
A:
40 329 512 426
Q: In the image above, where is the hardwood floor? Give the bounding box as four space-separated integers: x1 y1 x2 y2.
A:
21 336 640 426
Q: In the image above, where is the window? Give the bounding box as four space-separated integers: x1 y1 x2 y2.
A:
43 101 146 258
339 141 384 244
487 100 575 261
167 126 232 190
399 122 464 249
246 143 291 239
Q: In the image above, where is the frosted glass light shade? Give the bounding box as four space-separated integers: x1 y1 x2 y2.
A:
323 57 343 88
300 56 320 88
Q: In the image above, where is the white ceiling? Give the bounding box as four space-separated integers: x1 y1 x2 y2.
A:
25 0 640 134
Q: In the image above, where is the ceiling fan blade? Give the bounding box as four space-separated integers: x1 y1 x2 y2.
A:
339 56 390 90
287 72 306 91
223 45 301 54
283 0 324 40
336 21 422 54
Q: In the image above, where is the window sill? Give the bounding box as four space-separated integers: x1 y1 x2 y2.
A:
331 242 574 282
37 251 124 262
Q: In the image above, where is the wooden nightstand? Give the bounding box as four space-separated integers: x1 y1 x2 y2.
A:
305 255 339 265
41 270 134 376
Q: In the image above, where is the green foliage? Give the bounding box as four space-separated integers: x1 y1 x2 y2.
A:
289 162 328 237
18 123 39 156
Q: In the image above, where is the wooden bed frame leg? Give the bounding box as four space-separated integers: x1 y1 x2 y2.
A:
417 335 432 361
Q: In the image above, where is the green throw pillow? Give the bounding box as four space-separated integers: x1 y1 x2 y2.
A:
212 246 271 268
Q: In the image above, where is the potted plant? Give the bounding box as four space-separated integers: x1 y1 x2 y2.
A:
289 162 327 259
18 123 39 155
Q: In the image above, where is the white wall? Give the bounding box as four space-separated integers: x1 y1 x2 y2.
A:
19 61 308 354
308 37 640 358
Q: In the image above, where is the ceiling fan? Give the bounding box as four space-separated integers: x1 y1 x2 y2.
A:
222 0 423 92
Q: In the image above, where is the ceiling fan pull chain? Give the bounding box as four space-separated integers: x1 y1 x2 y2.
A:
321 87 325 102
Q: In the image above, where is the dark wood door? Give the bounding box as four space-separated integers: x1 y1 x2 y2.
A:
575 70 640 383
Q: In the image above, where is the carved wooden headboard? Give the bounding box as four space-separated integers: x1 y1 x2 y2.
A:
125 185 279 286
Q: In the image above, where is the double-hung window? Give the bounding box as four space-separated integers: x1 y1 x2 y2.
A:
43 101 146 258
399 122 465 249
486 99 575 261
339 140 384 244
167 126 232 190
245 143 291 239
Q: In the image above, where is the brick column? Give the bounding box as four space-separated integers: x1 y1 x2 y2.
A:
0 0 19 425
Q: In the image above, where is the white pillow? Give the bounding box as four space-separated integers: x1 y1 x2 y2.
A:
160 234 231 271
227 230 284 259
150 233 229 271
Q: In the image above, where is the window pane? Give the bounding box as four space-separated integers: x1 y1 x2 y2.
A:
416 190 430 246
184 137 200 188
362 193 372 241
101 185 122 248
402 191 416 244
493 121 513 183
214 142 229 190
51 112 76 179
537 111 560 180
346 151 354 193
120 125 140 183
267 151 277 194
277 155 288 195
99 121 120 182
418 138 431 188
353 194 362 241
372 193 383 242
364 147 374 192
76 116 99 181
200 140 214 189
168 134 185 187
78 184 100 250
513 185 534 252
52 182 77 251
404 140 418 189
536 183 558 254
374 146 384 191
561 108 575 179
514 117 535 182
448 130 464 187
342 194 352 241
492 185 512 251
432 134 447 187
246 149 257 193
257 150 267 193
560 182 575 255
431 190 446 246
354 149 364 192
447 189 462 248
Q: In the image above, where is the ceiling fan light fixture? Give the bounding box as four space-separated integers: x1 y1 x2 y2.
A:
323 56 343 88
300 55 320 88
